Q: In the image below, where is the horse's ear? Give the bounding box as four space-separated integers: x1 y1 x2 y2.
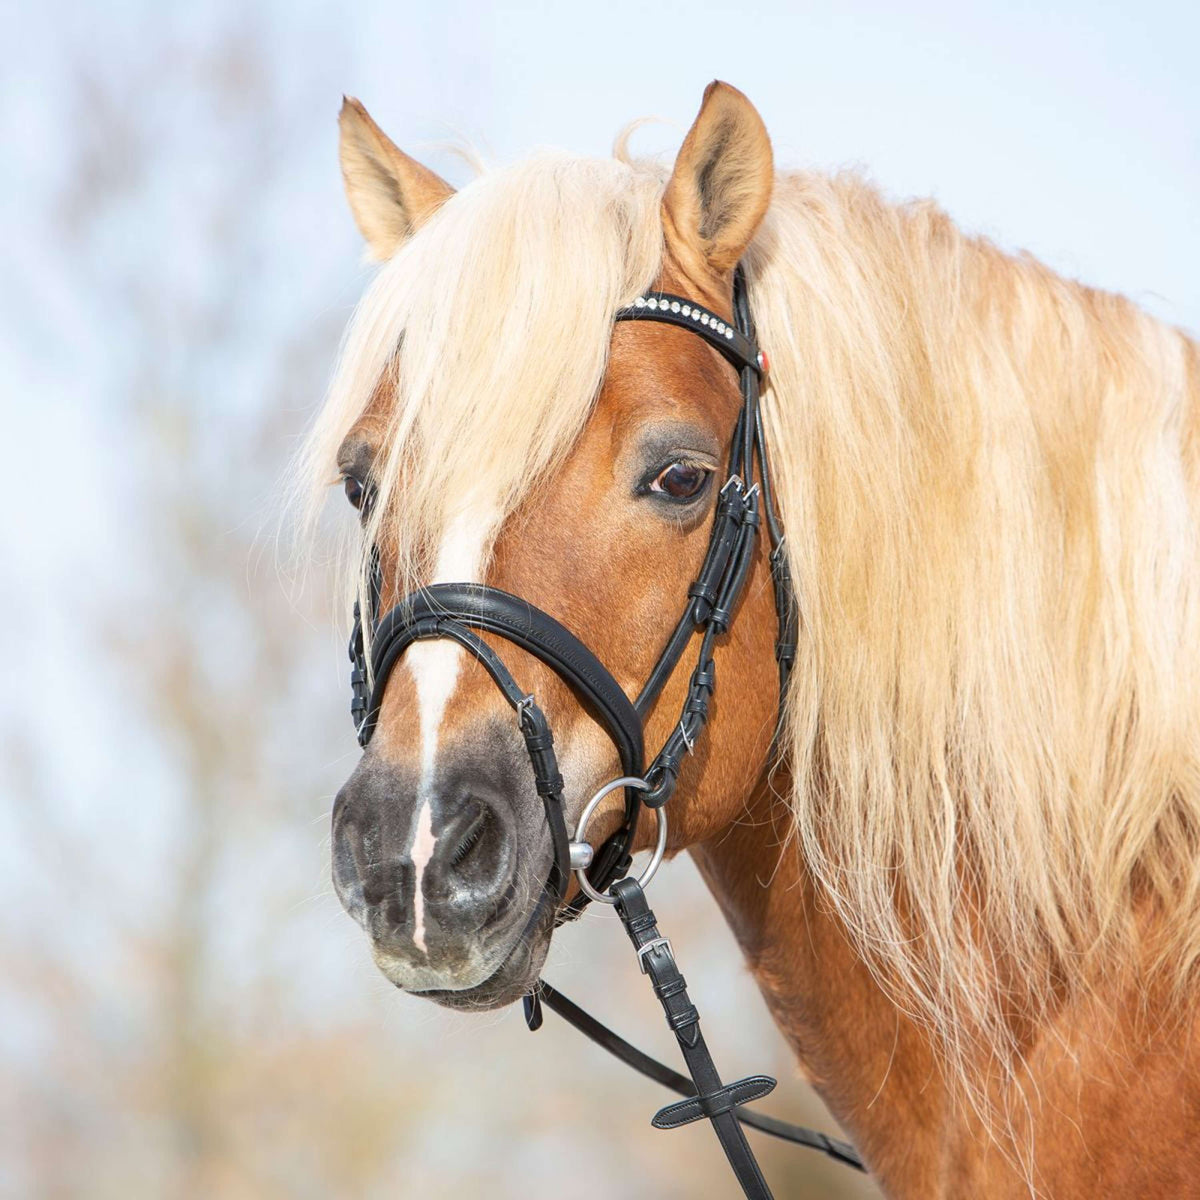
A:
661 81 773 287
338 96 455 260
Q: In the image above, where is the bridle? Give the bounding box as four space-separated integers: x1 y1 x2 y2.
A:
350 269 789 915
345 268 866 1195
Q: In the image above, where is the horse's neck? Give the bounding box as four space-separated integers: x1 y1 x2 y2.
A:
688 782 954 1195
691 779 1200 1198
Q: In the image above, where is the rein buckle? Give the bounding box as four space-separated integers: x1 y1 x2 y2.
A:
636 936 674 974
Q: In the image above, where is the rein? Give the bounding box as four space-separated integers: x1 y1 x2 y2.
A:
347 268 866 1194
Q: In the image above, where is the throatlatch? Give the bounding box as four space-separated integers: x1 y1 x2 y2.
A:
347 268 865 1195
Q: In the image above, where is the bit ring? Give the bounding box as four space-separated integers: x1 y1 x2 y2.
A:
570 776 665 905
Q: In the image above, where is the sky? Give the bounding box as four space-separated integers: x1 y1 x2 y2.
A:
0 2 1196 1195
351 0 1199 332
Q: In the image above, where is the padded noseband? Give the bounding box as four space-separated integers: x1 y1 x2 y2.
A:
366 583 645 777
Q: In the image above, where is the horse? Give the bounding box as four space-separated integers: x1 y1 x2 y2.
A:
300 82 1200 1196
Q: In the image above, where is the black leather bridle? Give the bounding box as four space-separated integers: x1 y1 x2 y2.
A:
345 268 866 1195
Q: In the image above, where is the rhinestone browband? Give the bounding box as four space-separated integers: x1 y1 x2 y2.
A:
616 291 766 377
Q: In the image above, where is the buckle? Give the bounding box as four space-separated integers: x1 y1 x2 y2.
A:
636 936 673 974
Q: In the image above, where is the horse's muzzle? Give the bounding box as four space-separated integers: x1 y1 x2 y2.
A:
331 740 552 996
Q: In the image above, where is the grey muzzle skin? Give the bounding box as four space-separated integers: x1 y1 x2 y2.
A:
331 730 554 993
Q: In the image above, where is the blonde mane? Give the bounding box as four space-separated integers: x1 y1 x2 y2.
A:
298 152 664 602
749 172 1200 1090
300 143 1200 1103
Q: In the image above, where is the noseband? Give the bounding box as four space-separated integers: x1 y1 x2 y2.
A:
344 268 865 1194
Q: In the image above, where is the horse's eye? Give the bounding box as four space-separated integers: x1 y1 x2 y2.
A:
343 474 365 510
650 462 711 501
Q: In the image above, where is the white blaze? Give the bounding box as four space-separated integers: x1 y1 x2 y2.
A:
407 507 494 952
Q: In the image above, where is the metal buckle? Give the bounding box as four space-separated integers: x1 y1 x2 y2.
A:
636 936 673 974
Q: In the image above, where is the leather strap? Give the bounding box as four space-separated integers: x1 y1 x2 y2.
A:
373 613 575 903
610 878 776 1199
363 583 645 775
615 292 764 377
532 980 865 1168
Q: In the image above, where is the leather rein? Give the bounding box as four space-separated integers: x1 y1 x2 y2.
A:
346 268 866 1194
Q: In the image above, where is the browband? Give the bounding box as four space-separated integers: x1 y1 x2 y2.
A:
616 292 765 377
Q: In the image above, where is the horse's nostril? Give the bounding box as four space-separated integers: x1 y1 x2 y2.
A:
424 797 514 934
360 857 410 908
361 874 388 907
449 807 492 870
331 763 520 945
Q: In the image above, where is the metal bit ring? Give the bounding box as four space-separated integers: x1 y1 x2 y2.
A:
570 776 665 905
